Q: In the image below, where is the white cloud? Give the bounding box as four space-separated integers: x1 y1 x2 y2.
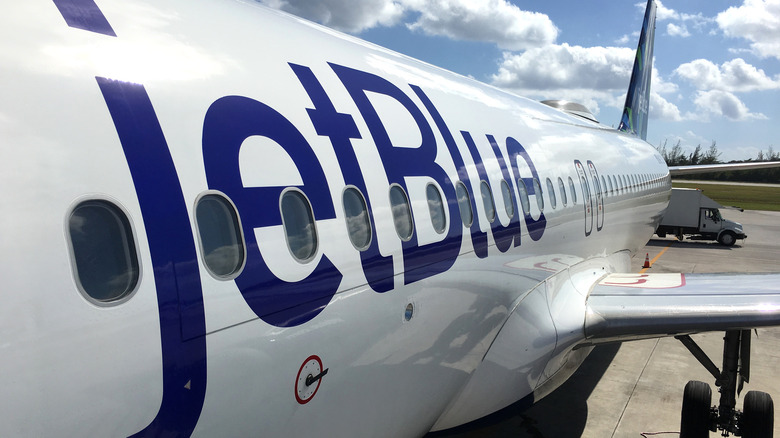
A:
256 0 405 33
666 23 691 37
490 44 683 120
257 0 558 49
655 0 681 21
402 0 558 50
491 44 634 91
693 90 767 120
635 0 679 21
636 1 714 30
717 0 780 60
650 92 685 121
674 58 780 92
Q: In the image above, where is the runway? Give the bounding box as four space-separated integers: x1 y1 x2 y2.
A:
434 209 780 437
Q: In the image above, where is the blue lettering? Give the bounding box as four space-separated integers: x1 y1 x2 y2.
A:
411 86 489 259
460 131 515 252
505 137 546 241
96 77 206 436
290 63 394 293
202 96 342 327
331 64 462 285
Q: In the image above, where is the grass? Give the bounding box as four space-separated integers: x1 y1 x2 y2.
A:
672 181 780 212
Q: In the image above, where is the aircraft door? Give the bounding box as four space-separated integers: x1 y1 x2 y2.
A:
574 160 593 236
587 161 604 231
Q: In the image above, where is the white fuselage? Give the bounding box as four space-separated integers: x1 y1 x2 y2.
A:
0 1 670 436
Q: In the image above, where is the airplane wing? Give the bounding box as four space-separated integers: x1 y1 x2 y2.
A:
582 273 780 346
669 161 780 176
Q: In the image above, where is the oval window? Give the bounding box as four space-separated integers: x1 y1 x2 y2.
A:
568 176 578 204
389 185 414 241
517 178 531 215
558 177 568 206
480 181 496 223
196 194 246 276
343 187 371 250
280 190 318 262
68 200 140 303
533 178 544 211
500 179 514 218
455 181 473 227
546 178 557 209
426 184 447 234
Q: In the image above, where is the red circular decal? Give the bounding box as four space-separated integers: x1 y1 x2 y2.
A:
295 355 324 404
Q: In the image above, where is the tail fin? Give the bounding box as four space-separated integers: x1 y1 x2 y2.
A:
618 0 656 140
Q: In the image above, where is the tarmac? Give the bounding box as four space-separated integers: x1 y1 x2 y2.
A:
435 209 780 437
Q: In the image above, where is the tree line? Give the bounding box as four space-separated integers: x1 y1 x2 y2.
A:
656 140 780 183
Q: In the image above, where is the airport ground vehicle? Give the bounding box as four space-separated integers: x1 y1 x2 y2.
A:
656 188 746 246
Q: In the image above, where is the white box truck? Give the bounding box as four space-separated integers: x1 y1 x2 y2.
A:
656 188 746 246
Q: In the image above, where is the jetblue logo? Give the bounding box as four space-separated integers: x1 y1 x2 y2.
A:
104 62 548 328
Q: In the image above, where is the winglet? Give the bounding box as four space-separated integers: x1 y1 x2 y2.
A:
618 0 656 141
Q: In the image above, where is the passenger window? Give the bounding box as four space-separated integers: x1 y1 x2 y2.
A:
343 187 371 250
426 184 447 234
196 193 246 277
546 177 557 209
480 181 496 223
568 176 577 204
500 179 515 218
601 176 608 197
389 184 414 241
455 181 473 227
280 190 318 262
533 178 544 211
68 200 140 303
517 178 531 214
558 177 568 206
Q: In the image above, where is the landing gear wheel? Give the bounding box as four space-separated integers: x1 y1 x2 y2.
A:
742 390 774 438
718 231 736 246
681 380 712 438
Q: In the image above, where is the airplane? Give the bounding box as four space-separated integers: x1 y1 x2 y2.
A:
2 0 780 436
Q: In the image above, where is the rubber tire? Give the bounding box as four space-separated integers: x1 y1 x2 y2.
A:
718 231 736 246
681 380 712 438
742 390 774 438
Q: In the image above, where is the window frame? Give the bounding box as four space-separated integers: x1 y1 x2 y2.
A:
480 180 497 224
66 197 142 306
499 179 515 219
426 183 448 234
517 178 531 215
455 181 474 227
278 188 320 264
546 177 557 209
389 183 415 241
532 177 545 212
194 190 248 279
342 185 372 251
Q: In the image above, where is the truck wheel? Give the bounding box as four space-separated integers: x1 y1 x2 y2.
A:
718 231 736 246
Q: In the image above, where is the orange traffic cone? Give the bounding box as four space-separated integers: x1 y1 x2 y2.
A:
643 253 651 269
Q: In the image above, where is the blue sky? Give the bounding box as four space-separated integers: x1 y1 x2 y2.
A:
259 0 780 162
